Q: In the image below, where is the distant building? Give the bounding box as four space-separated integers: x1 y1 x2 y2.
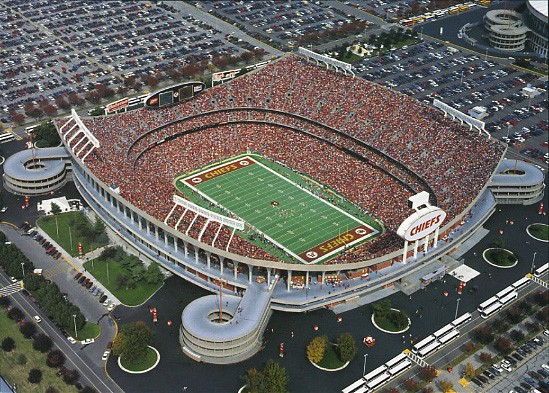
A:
484 1 548 57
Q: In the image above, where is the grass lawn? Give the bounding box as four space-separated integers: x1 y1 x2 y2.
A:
485 248 517 266
0 310 76 392
37 211 108 257
529 224 549 241
83 259 162 306
317 344 345 369
373 310 409 332
120 347 157 372
74 322 100 341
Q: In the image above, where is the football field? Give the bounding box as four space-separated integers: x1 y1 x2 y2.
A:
177 156 379 264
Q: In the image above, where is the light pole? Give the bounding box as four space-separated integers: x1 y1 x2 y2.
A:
68 226 73 252
363 354 368 377
485 48 488 61
455 297 461 320
531 252 537 273
460 70 464 87
72 314 77 338
420 27 424 40
20 262 25 277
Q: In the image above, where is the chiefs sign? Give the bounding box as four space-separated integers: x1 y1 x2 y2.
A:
397 207 446 242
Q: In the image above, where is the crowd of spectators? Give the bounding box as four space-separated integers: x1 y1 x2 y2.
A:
55 54 504 265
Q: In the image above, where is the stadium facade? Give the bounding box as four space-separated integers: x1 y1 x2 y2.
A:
5 54 545 363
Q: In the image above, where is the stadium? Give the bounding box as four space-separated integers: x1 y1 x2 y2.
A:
49 53 517 362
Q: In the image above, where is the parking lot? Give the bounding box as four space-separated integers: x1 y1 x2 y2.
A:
0 0 271 125
354 39 548 165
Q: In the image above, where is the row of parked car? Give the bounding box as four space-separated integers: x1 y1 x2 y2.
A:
21 222 62 259
471 332 549 393
73 272 115 311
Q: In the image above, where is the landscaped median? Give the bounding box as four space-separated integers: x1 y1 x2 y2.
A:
483 248 518 268
371 300 410 334
83 246 163 306
307 333 356 372
527 223 549 242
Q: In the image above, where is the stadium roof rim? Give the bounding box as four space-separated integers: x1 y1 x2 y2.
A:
528 0 548 18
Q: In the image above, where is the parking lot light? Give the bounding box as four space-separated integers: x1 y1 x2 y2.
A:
73 314 77 338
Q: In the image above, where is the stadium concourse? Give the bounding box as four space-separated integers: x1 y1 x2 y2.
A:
54 54 507 362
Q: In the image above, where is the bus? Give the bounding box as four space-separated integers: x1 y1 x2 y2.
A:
451 312 472 328
342 378 365 393
480 302 502 319
388 359 412 376
433 324 454 339
495 286 515 301
437 329 460 345
366 372 391 391
0 133 15 143
412 335 436 354
511 276 530 291
364 365 388 382
478 296 498 313
499 291 518 306
418 341 441 359
385 353 408 369
534 263 548 277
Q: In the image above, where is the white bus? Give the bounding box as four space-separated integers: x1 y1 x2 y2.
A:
364 365 388 382
511 277 530 291
366 372 391 391
0 133 15 143
534 263 548 277
437 329 460 345
342 379 365 393
388 359 412 376
451 312 472 328
499 291 518 306
433 324 454 339
478 296 498 313
480 302 502 319
417 341 441 359
495 286 515 300
412 335 436 354
385 353 408 369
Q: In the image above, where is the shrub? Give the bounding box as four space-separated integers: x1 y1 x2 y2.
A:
18 354 27 365
509 329 525 342
479 352 492 363
419 365 437 382
474 326 494 344
494 336 512 355
403 378 418 392
20 321 37 339
336 332 357 362
1 337 15 352
306 336 328 363
463 341 475 352
28 368 43 384
7 307 24 321
63 369 79 385
47 349 66 368
0 296 11 308
33 333 53 353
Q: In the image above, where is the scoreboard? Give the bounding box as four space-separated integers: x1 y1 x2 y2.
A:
145 82 205 108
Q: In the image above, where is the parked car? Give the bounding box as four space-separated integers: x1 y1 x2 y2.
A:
74 272 82 280
33 315 42 323
483 370 495 380
77 276 86 284
512 352 524 362
99 294 107 303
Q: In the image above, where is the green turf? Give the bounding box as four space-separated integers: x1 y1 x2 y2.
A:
37 212 108 257
529 224 549 241
75 322 100 341
120 347 158 372
485 249 517 267
0 310 77 392
317 344 346 369
176 155 381 264
83 259 163 306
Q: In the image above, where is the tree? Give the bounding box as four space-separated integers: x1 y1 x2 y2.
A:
67 93 84 106
1 337 15 352
465 362 476 378
88 107 105 116
47 349 66 368
145 263 164 285
403 378 418 392
114 321 153 364
438 380 453 393
474 326 494 344
382 389 399 393
371 299 391 317
55 96 71 110
63 369 79 385
336 332 357 362
7 307 24 321
525 320 541 333
243 359 289 393
33 333 53 353
20 321 37 339
18 354 27 365
479 352 492 363
50 202 62 215
494 336 512 355
0 296 11 308
11 111 25 124
491 318 509 334
28 368 43 384
81 387 98 393
506 306 523 323
419 365 437 382
306 336 327 363
43 105 58 117
510 329 525 342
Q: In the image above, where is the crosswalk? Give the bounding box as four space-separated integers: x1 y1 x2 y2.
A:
43 263 69 280
0 281 23 297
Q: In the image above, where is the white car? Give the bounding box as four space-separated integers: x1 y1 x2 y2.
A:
0 207 7 213
492 363 503 373
10 277 17 283
107 303 116 312
542 363 549 372
543 329 549 338
102 350 110 361
33 315 42 323
83 338 95 345
103 299 110 307
67 336 77 344
500 362 512 372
